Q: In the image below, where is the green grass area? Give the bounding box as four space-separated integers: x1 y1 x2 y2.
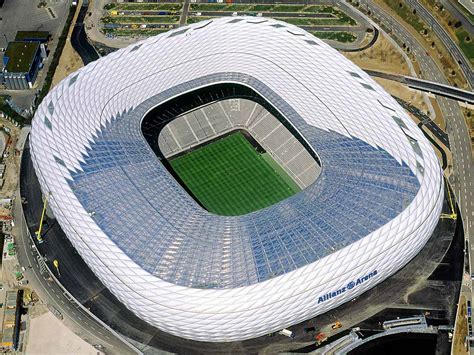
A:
104 16 180 24
312 31 357 43
276 15 356 26
105 3 182 11
383 0 427 32
186 16 213 24
455 28 474 65
170 132 300 216
189 3 350 15
103 28 172 37
190 3 230 11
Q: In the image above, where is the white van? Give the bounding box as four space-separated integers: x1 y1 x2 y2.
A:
278 329 295 338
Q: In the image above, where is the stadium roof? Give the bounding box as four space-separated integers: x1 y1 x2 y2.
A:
31 17 443 341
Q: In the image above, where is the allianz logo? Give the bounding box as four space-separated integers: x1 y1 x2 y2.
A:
317 270 378 304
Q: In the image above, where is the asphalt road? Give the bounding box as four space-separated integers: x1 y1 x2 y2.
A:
179 0 189 26
191 11 335 18
404 0 473 89
355 0 473 261
17 142 137 355
350 0 473 351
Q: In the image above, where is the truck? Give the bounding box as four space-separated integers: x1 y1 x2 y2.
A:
278 329 295 338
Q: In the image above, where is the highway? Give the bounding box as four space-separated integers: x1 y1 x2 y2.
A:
404 0 473 89
438 0 474 34
349 0 473 350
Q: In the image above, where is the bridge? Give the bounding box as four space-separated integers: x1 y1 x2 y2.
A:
365 70 474 105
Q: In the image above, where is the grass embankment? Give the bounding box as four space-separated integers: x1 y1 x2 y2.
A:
105 3 182 11
382 0 427 32
104 16 179 24
312 31 357 43
455 28 474 65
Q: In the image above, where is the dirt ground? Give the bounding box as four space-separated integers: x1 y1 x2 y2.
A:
51 40 84 88
453 295 469 355
374 77 428 110
0 119 21 201
51 0 84 88
25 312 98 355
344 33 411 75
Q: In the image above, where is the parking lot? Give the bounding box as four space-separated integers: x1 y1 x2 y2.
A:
0 0 69 46
0 0 71 110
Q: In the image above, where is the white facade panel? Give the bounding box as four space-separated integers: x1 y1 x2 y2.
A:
30 17 443 342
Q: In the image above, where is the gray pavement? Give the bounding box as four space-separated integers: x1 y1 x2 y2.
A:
0 0 69 44
180 0 190 26
0 0 73 111
439 0 474 41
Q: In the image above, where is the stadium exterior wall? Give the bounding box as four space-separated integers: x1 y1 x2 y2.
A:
30 17 443 342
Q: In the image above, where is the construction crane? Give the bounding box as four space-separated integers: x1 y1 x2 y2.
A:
35 192 51 243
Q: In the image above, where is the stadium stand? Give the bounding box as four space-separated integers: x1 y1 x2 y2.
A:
158 99 321 189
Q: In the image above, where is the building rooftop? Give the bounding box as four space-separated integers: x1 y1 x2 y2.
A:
15 31 49 42
4 41 39 73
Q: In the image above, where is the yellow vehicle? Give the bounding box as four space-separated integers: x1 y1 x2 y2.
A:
331 321 342 330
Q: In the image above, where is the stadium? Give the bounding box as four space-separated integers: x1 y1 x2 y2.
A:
30 17 443 342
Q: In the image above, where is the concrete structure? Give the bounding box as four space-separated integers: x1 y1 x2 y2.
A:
30 18 443 342
459 0 474 15
0 131 7 159
14 31 50 43
2 42 42 90
0 290 20 350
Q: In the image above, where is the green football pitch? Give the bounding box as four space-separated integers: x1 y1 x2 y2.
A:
169 132 301 216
